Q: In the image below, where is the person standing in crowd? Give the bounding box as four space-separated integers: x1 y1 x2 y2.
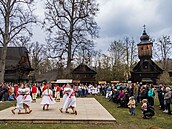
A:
54 84 61 101
148 85 155 106
157 84 165 110
13 83 19 97
31 83 37 102
163 87 171 115
0 83 3 101
127 96 136 115
8 84 15 101
140 86 148 101
41 83 56 110
1 83 9 101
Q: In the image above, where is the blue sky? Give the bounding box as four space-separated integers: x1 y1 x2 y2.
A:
32 0 172 53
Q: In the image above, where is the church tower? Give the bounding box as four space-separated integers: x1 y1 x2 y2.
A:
137 26 153 73
131 26 163 84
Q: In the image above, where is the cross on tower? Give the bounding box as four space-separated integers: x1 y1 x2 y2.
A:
143 24 146 31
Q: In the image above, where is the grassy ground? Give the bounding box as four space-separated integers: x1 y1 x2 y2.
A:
0 101 16 111
94 95 172 129
0 96 172 129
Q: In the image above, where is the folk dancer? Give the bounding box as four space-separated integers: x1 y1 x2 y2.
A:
66 85 77 115
40 84 56 110
22 84 32 114
59 84 71 113
11 84 25 114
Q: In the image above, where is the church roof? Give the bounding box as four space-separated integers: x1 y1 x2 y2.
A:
72 63 97 74
133 59 163 74
138 26 152 45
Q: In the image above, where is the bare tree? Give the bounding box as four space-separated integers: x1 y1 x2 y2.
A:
108 40 125 66
75 42 94 65
0 0 36 82
44 0 99 77
123 37 137 80
154 36 172 70
27 42 47 78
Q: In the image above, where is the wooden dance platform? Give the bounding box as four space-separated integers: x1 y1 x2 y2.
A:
0 98 116 124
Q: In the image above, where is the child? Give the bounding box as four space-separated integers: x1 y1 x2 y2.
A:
127 96 136 115
141 99 148 118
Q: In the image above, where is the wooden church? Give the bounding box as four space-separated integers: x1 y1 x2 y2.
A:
131 27 163 84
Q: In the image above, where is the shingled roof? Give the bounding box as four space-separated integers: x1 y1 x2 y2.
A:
0 47 30 70
35 70 59 82
72 63 97 74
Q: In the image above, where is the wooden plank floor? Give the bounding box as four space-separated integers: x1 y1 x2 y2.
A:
0 98 116 124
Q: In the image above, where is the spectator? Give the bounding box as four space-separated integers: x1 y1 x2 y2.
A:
127 96 136 115
163 87 171 115
31 84 37 102
2 83 9 101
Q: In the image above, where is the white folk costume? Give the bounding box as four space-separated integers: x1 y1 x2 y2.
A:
67 89 76 108
15 88 25 110
88 84 92 94
22 87 32 107
61 87 71 109
41 88 56 105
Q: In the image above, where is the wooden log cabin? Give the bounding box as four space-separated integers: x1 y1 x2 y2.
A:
0 47 33 82
71 63 97 84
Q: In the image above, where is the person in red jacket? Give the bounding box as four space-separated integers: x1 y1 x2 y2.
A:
14 84 19 97
54 85 61 101
31 84 37 102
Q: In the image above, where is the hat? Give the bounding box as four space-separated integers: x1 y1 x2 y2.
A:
129 96 134 100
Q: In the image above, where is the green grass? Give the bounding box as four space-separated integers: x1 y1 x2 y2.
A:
94 95 172 129
0 101 16 111
0 96 172 129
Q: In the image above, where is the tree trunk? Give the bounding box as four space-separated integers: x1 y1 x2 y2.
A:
67 35 72 78
0 44 7 82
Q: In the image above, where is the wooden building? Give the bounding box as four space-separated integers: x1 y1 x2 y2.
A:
168 70 172 77
131 28 163 84
0 47 33 82
71 63 97 84
35 70 60 83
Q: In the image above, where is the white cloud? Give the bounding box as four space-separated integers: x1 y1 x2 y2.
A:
32 0 172 53
93 0 172 53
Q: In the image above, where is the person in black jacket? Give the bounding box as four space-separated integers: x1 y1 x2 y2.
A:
157 84 165 110
2 83 9 101
140 86 148 101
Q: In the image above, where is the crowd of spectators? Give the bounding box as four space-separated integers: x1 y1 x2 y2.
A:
102 82 172 115
0 82 172 116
